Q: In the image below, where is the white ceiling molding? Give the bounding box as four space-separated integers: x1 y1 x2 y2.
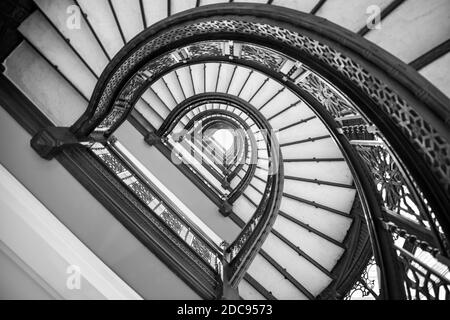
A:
0 164 142 300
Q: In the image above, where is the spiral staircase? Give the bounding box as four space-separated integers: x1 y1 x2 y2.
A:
0 0 449 300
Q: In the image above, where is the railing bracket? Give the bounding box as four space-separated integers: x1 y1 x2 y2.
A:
31 126 79 160
219 200 233 217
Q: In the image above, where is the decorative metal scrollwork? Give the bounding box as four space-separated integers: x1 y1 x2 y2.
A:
345 257 379 300
71 6 449 299
297 73 355 118
397 246 450 300
79 18 449 197
355 145 429 226
188 42 223 58
240 44 284 71
89 142 221 272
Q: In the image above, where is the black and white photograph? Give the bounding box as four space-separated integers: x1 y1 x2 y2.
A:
0 0 449 308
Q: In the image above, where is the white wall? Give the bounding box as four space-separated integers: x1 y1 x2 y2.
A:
0 163 141 299
0 244 55 300
0 105 200 300
115 121 242 243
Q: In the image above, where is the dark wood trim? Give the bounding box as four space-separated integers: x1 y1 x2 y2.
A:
127 111 274 299
283 193 349 217
249 183 263 195
174 69 187 99
357 0 405 37
226 65 237 94
0 0 35 64
233 191 331 293
271 229 335 279
383 208 438 247
267 100 301 121
116 80 366 297
280 135 330 147
259 250 315 300
107 0 126 45
237 69 252 97
120 51 390 298
161 76 178 106
284 157 345 163
0 74 52 133
310 0 326 15
248 78 269 103
59 146 220 299
258 87 284 112
242 192 257 207
410 39 450 71
188 65 196 95
284 176 355 189
318 198 373 300
215 202 307 299
203 63 207 93
68 5 449 245
0 74 220 300
129 101 290 299
74 0 112 61
277 116 317 131
139 0 147 29
243 274 276 300
278 210 346 249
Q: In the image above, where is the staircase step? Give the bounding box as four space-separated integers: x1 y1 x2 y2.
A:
282 138 344 159
284 180 356 213
19 11 97 99
109 0 144 42
4 42 86 126
247 254 309 300
364 0 450 63
280 197 352 242
273 216 345 271
77 0 124 58
35 0 109 76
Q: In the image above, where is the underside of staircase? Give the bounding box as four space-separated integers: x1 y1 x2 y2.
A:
0 0 449 300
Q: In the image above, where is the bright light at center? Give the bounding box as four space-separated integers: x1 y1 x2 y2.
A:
212 129 234 151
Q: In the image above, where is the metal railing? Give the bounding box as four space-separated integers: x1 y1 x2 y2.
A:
40 4 449 299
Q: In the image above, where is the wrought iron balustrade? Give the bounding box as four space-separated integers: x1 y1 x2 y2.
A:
89 140 223 274
31 3 449 299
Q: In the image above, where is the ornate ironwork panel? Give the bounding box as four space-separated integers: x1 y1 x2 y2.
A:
73 8 449 299
79 18 449 202
297 73 355 118
397 246 450 300
240 44 284 71
89 142 221 272
345 257 380 300
356 145 429 226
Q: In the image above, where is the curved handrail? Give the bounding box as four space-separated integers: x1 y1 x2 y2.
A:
181 108 259 203
65 3 449 299
69 5 448 230
188 116 248 182
181 118 244 185
152 92 284 285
